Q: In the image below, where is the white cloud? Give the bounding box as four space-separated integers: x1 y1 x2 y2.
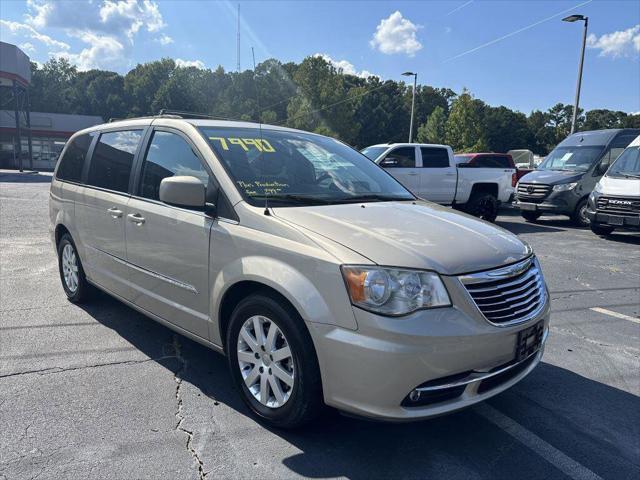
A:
175 58 206 69
99 0 166 39
157 33 173 45
587 24 640 58
0 19 70 50
313 53 378 78
19 42 36 53
370 11 422 56
54 31 124 71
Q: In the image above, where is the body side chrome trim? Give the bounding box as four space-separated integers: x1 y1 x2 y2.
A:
86 244 198 294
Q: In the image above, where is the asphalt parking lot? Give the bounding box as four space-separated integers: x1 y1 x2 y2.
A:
1 171 638 480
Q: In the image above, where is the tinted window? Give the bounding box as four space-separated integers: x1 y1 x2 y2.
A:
140 131 210 201
360 146 388 161
607 146 640 176
56 133 94 182
87 130 142 193
473 155 512 168
420 147 449 168
380 147 416 168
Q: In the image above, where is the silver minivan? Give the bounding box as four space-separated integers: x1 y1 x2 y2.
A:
50 114 550 428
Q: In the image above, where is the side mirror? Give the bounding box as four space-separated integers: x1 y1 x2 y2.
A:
594 163 608 176
159 176 206 209
380 158 398 167
457 162 472 168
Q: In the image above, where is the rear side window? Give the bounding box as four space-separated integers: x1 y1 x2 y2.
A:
139 131 210 201
87 130 143 193
380 147 416 168
473 156 512 168
420 147 449 168
56 133 94 182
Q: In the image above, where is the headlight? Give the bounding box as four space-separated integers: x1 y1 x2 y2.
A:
552 182 578 192
341 266 451 316
593 182 603 193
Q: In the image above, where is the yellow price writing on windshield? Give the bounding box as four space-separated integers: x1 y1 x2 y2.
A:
209 137 276 153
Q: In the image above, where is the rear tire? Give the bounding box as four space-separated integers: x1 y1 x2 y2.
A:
57 233 92 303
590 223 615 236
571 199 590 227
521 211 541 223
465 192 498 222
226 293 323 429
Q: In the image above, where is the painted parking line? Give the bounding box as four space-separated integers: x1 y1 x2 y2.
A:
590 307 640 325
476 404 603 480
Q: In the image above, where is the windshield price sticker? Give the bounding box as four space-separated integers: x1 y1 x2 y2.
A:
209 137 276 152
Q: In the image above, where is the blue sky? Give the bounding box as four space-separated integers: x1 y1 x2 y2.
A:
1 0 639 114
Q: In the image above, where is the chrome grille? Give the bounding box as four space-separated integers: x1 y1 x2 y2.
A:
517 183 551 202
459 257 546 326
596 196 640 218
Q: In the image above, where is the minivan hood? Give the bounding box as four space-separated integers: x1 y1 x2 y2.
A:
599 175 640 196
520 170 585 185
273 201 530 275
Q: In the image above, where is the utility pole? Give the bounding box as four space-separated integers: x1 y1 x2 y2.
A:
562 14 589 134
402 71 418 143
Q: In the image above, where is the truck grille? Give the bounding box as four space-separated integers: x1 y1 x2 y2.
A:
459 257 546 326
517 183 551 202
596 196 640 218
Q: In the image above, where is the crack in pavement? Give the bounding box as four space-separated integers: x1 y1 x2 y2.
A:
0 356 176 379
172 335 208 479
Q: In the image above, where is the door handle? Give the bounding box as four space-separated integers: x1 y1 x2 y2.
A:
107 207 123 218
127 213 146 225
407 172 419 176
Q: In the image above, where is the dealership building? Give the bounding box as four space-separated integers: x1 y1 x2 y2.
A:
0 42 102 171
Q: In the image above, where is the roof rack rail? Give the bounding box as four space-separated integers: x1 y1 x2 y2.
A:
108 117 123 123
157 109 235 120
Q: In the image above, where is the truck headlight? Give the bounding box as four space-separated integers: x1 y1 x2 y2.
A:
552 182 578 192
341 266 451 316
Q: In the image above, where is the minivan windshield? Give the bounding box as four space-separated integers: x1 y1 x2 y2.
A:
537 146 604 172
607 146 640 178
200 127 414 206
360 146 388 161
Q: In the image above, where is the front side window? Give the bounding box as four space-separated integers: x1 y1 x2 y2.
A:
199 127 413 206
380 147 416 168
420 147 449 168
56 133 95 182
607 146 640 178
360 146 388 161
87 130 143 193
139 131 210 201
538 146 604 172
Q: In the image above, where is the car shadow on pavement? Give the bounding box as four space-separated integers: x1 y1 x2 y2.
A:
0 171 53 183
78 290 640 479
496 220 567 234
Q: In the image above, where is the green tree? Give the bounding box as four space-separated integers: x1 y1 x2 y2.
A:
445 90 486 151
483 106 531 152
124 58 176 116
417 105 446 143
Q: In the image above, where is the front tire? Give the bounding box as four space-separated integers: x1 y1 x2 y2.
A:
465 192 498 222
590 223 615 236
57 233 92 303
521 211 541 223
571 199 590 227
226 293 323 429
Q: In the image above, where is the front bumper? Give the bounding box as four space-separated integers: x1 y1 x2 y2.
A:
308 288 550 421
515 189 581 215
586 209 640 230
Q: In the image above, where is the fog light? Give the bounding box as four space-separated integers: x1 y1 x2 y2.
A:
409 389 421 402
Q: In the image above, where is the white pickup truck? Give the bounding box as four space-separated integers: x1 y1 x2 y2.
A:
361 143 516 222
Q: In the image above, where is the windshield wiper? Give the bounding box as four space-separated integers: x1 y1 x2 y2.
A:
618 173 640 179
251 194 332 205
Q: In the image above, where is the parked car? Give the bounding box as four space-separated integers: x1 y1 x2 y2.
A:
507 149 541 179
515 128 640 226
51 114 549 428
587 134 640 236
361 143 515 222
454 152 522 187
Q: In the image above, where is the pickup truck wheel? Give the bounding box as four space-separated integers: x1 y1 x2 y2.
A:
226 293 323 429
590 223 615 236
466 193 498 222
521 211 541 223
571 199 590 227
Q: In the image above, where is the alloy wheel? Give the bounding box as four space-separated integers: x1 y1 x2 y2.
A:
237 315 295 408
62 243 79 293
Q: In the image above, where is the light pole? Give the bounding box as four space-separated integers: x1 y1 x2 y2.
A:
402 71 417 143
562 14 588 134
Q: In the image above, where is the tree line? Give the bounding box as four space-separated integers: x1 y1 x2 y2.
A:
29 56 639 155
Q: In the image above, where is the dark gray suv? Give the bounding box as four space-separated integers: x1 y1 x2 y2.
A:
516 129 640 226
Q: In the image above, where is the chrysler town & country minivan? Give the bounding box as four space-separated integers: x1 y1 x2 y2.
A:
50 113 550 428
